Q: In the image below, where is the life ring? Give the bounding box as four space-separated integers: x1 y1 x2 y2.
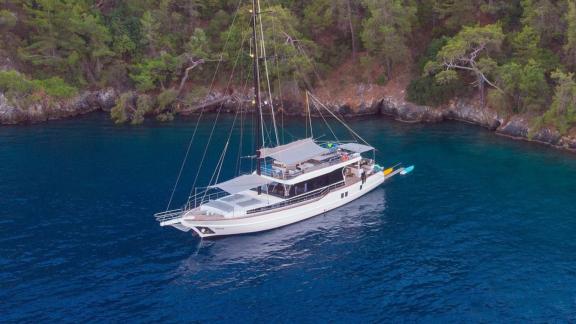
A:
341 154 349 162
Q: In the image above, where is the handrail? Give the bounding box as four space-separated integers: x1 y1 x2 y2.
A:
262 153 360 180
246 181 345 214
154 208 184 223
185 190 229 210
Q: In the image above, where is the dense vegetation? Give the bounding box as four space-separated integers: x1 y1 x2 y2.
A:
1 0 576 132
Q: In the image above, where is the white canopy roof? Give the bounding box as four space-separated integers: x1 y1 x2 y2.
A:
260 138 329 165
340 143 375 154
210 174 271 194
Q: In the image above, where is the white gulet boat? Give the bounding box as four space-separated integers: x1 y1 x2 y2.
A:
154 0 413 238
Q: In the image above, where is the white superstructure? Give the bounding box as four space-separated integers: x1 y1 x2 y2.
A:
155 139 407 238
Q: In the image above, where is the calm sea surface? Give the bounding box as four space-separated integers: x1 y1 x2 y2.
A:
2 113 576 322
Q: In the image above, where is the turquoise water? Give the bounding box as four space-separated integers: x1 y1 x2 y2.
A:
2 113 576 322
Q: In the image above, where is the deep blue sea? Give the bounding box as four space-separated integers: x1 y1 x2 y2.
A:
2 113 576 322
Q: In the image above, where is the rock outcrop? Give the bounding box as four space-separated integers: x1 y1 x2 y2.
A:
0 88 118 125
377 96 576 152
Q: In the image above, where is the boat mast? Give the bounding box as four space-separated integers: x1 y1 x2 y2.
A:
252 0 263 192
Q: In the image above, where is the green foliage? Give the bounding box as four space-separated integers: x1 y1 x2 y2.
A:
376 74 388 86
32 77 77 99
434 24 504 69
110 92 135 124
0 70 77 101
491 60 549 113
185 28 210 59
223 4 319 85
433 0 477 33
156 88 179 112
360 0 416 76
183 86 209 106
564 1 576 68
509 26 560 70
416 37 448 73
105 4 142 59
18 0 114 84
129 52 182 91
407 36 468 105
0 9 17 29
3 0 576 129
0 70 37 99
425 23 505 105
521 0 567 47
539 70 576 134
132 94 154 124
407 75 468 106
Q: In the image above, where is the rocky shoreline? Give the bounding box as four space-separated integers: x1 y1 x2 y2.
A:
2 88 575 153
0 88 117 125
378 97 576 152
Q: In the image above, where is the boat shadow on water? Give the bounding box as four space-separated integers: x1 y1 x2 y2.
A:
171 188 388 282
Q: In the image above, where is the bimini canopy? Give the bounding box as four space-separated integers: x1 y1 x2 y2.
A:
210 174 271 194
260 138 329 165
340 143 375 154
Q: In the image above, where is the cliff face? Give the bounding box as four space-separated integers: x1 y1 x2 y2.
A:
0 89 117 125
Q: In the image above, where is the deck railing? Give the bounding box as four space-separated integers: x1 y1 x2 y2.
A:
154 209 185 223
261 153 360 180
184 189 229 210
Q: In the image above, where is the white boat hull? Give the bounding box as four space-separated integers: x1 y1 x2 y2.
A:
176 172 386 238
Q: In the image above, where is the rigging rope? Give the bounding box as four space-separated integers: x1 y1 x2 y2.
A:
257 0 280 147
308 92 373 147
188 21 250 199
165 0 244 211
312 95 340 143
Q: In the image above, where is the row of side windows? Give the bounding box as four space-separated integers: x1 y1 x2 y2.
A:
340 192 348 199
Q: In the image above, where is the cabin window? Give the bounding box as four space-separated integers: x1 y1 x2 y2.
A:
287 168 344 198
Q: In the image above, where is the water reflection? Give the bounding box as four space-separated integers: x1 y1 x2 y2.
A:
172 188 388 287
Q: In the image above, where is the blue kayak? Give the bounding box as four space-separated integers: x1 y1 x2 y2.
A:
401 165 415 175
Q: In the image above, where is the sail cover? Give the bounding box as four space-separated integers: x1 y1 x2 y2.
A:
340 143 375 154
210 174 271 194
260 138 329 165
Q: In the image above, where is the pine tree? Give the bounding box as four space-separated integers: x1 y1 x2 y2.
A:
361 0 417 78
564 0 576 70
18 0 114 84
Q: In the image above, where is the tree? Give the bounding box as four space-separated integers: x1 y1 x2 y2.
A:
303 0 359 60
434 0 477 32
178 28 211 94
540 70 576 133
361 0 417 78
521 0 567 47
0 9 19 57
564 0 576 69
129 51 182 91
223 4 319 87
491 60 549 113
425 24 505 106
18 0 114 84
